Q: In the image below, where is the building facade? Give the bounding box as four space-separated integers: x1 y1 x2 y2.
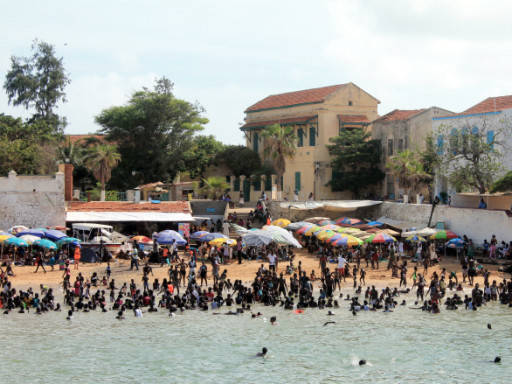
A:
240 83 380 201
432 95 512 198
372 107 453 201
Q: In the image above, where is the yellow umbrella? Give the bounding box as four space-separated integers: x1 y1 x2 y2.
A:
316 230 337 241
304 225 321 236
209 238 237 246
0 235 12 243
336 227 361 234
332 234 364 247
271 219 291 228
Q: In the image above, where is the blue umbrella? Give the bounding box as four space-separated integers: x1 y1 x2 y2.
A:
447 238 465 248
34 239 57 250
17 229 45 238
367 221 383 227
56 237 81 249
156 231 186 246
199 233 228 242
4 237 28 247
190 231 210 240
44 229 67 241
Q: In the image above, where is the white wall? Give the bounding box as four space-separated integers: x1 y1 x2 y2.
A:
0 171 66 229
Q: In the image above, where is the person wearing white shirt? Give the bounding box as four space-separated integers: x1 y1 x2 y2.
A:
267 252 277 272
337 255 347 277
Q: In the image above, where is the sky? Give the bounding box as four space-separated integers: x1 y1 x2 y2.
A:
2 0 512 145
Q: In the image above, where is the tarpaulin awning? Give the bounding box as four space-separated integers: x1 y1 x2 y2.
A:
66 211 195 223
280 200 382 212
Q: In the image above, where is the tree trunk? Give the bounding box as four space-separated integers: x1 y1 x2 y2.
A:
101 180 106 201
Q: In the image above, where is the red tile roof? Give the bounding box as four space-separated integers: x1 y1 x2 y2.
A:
241 115 317 130
245 84 348 112
67 201 191 213
66 134 105 144
461 95 512 115
337 114 370 124
374 109 426 122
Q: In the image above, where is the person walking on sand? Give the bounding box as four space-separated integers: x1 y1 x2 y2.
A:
34 251 46 273
73 246 81 270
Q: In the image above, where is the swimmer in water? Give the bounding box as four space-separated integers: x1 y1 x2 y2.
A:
327 310 335 316
257 347 268 357
270 316 278 325
488 323 492 330
66 309 73 320
359 359 366 366
494 357 501 363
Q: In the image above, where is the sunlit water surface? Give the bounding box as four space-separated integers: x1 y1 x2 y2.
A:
1 293 511 383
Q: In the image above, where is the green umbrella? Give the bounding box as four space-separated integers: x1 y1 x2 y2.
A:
430 230 458 240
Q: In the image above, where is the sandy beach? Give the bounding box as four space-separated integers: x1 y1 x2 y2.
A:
6 248 507 293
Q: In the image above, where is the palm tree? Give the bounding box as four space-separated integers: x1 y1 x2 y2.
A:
85 144 121 201
260 124 298 192
386 149 432 199
200 176 230 200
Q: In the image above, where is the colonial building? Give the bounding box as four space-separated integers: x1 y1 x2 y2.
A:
372 107 453 201
432 95 512 198
240 83 380 201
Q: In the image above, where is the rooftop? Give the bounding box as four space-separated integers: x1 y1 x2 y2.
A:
245 84 348 113
66 201 191 213
241 115 317 130
374 109 426 122
459 95 512 116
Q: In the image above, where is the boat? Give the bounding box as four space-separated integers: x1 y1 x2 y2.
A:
72 223 122 254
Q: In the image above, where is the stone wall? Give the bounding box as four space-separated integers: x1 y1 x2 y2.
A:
0 170 66 229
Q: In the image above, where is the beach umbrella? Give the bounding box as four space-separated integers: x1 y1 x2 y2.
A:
8 225 29 235
197 232 228 242
335 217 348 224
430 230 458 240
17 228 46 238
209 238 237 246
326 233 343 243
304 217 330 224
56 237 81 246
0 235 13 243
156 231 187 245
0 231 14 238
131 236 152 243
34 239 57 250
341 218 365 226
315 229 337 241
190 231 210 240
242 230 275 246
336 227 361 234
44 229 67 241
263 225 302 248
286 221 310 231
296 224 316 235
447 238 466 248
367 221 384 227
271 218 291 228
304 225 322 236
318 219 337 226
364 233 396 244
4 237 28 247
405 235 426 243
332 235 363 247
19 235 40 245
319 224 343 231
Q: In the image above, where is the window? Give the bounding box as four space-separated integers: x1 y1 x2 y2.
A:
387 139 393 156
348 101 353 106
234 178 240 192
398 138 404 152
253 132 259 152
309 126 316 146
298 128 304 147
265 177 271 191
487 130 495 149
295 172 301 191
437 134 444 155
253 178 261 191
450 128 458 154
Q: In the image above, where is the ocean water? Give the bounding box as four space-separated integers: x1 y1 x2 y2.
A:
1 294 511 384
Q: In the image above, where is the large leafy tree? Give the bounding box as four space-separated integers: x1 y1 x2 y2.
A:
327 128 384 195
3 39 70 131
95 77 208 189
435 115 510 193
260 124 297 191
0 113 59 175
182 135 224 179
386 149 432 197
215 145 262 177
85 144 121 201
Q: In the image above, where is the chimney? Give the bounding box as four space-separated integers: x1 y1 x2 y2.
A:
64 163 74 201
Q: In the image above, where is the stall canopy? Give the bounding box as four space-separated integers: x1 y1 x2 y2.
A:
66 211 195 223
280 200 382 212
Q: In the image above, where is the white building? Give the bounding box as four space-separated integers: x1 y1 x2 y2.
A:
432 95 512 199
